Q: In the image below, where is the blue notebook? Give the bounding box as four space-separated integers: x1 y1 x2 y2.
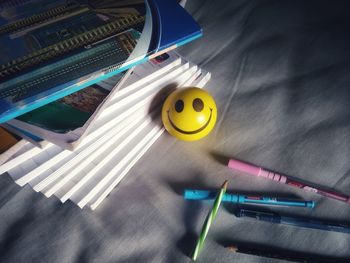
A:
0 0 201 123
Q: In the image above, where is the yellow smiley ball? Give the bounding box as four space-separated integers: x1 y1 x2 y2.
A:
161 87 217 141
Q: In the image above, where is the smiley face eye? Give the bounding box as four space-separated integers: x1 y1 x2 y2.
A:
193 98 204 112
175 99 184 112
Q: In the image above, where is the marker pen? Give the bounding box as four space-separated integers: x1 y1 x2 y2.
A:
184 189 315 208
228 158 350 204
235 208 350 234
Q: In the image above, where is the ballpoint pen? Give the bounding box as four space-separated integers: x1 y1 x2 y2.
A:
235 208 350 234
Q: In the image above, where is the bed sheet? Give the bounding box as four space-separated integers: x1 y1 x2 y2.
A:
1 0 350 262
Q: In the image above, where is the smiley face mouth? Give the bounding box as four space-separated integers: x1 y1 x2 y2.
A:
167 109 213 135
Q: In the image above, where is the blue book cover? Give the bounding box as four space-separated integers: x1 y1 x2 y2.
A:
0 0 202 123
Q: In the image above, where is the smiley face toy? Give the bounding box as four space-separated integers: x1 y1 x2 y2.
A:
161 87 217 141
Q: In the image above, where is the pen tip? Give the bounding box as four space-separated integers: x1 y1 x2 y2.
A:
227 245 238 252
222 180 228 190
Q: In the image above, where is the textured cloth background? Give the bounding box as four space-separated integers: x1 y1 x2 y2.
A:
1 0 350 262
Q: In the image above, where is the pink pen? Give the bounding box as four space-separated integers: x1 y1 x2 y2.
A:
228 158 350 205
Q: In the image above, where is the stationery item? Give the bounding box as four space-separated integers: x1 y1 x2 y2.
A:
235 208 350 234
35 66 204 199
226 243 344 262
11 63 198 188
0 0 202 123
7 51 182 150
228 158 350 204
192 181 228 261
2 57 211 210
184 189 315 208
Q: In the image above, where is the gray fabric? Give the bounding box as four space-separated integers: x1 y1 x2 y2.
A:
1 0 350 262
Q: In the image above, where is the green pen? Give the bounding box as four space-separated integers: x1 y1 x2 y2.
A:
192 180 228 261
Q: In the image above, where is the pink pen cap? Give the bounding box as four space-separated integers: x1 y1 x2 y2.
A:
228 159 261 176
227 158 288 183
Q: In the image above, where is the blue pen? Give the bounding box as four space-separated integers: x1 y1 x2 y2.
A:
184 189 315 208
235 208 350 234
